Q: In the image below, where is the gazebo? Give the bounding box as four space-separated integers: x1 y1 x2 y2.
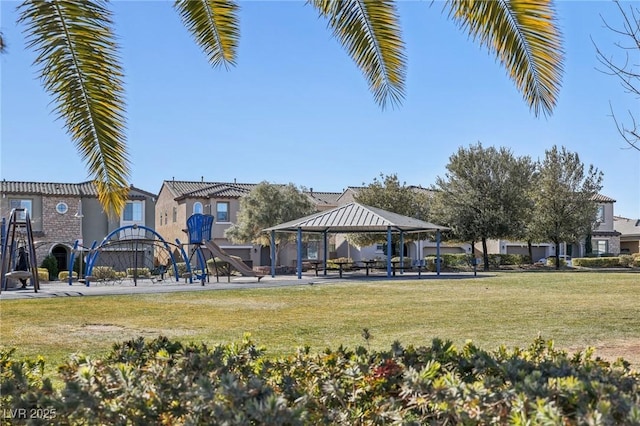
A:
263 202 450 279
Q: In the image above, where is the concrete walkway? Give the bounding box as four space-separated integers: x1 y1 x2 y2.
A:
0 271 479 300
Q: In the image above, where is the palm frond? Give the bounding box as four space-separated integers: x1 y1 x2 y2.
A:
446 0 564 117
0 32 6 53
18 0 130 216
174 0 240 69
310 0 406 109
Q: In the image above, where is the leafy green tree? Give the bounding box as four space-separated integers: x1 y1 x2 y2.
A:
5 0 564 215
431 143 535 271
529 146 603 269
225 182 315 264
350 173 432 249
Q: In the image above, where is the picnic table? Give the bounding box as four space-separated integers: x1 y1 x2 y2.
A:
361 260 378 276
309 260 324 276
333 261 353 278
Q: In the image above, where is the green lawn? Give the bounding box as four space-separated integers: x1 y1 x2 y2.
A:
1 272 639 372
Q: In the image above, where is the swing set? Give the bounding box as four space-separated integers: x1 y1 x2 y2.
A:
1 208 40 293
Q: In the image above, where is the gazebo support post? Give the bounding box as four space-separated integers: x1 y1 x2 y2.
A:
400 231 404 274
323 231 328 276
270 230 276 278
386 227 392 278
436 230 441 276
297 227 303 279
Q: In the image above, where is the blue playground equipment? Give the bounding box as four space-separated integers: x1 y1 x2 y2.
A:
82 224 181 286
183 213 214 285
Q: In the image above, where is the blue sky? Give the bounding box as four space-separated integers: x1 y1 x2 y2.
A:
1 1 638 218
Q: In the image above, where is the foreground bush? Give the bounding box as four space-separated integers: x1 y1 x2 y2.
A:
1 336 639 425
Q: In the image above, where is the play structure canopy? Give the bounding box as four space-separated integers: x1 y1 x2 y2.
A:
263 202 450 278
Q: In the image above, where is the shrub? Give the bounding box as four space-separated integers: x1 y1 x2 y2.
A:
207 257 231 275
424 254 472 271
424 256 443 272
126 267 150 278
547 256 568 267
37 268 49 282
441 253 473 268
1 336 638 424
167 262 189 277
619 255 634 268
91 266 118 280
573 257 622 268
390 256 412 268
40 255 58 281
58 270 78 281
326 257 353 269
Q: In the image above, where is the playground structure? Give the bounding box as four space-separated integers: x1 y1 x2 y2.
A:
1 208 40 292
1 211 262 289
81 224 183 286
186 213 264 283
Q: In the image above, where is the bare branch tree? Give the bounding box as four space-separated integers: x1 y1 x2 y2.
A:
593 0 640 150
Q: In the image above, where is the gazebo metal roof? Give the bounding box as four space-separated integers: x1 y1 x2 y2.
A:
264 202 449 234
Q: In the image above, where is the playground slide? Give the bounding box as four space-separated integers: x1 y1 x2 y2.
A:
202 240 263 281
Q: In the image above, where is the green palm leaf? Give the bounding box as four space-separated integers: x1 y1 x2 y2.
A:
18 0 130 216
174 0 240 69
446 0 564 117
310 0 406 109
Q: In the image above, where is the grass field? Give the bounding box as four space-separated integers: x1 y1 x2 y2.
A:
1 271 639 373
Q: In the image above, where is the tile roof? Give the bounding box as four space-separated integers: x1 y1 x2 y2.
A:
1 180 88 196
306 191 341 206
592 193 616 203
165 180 342 205
0 180 155 198
163 180 257 199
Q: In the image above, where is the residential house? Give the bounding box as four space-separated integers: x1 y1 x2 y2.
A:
587 194 621 256
154 179 341 268
614 216 640 254
1 180 156 273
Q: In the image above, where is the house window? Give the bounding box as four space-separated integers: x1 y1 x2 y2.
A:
216 202 230 222
193 202 203 215
595 240 608 256
375 244 384 253
164 212 168 225
596 205 605 222
9 199 32 221
56 202 68 215
302 241 319 260
123 201 143 221
172 207 177 223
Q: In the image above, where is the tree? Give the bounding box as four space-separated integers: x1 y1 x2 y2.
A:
529 146 603 269
350 173 432 248
431 143 535 271
594 0 640 151
225 182 315 265
5 0 564 215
